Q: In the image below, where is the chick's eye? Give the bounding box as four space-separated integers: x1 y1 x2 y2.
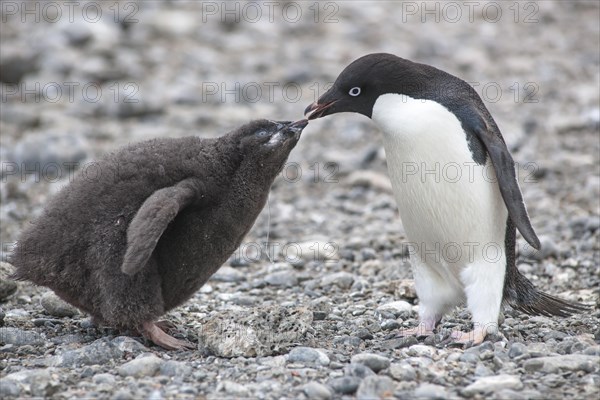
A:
256 130 269 137
349 87 361 96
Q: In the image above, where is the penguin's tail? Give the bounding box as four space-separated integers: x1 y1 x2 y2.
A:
503 269 591 317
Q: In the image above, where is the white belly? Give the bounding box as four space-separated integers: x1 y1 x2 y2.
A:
372 94 508 269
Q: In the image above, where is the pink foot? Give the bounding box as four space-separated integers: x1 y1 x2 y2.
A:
450 328 486 345
141 321 194 350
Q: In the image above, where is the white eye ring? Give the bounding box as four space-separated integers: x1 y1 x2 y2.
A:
349 87 361 96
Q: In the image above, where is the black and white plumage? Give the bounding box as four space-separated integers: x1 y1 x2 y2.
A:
11 119 307 350
305 53 588 344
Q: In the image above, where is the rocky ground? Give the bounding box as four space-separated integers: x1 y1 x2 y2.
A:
1 1 599 399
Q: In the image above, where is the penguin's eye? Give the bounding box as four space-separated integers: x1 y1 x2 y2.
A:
349 87 361 97
255 130 269 137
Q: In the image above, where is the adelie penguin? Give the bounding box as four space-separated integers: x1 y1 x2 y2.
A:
305 53 589 344
11 119 308 350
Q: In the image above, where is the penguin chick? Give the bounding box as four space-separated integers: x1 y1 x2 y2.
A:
11 119 308 350
305 53 589 345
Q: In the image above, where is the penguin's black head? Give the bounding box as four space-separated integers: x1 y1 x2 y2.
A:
305 53 435 120
238 119 307 159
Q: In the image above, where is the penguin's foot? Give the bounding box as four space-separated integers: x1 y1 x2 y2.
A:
450 327 486 345
155 320 177 332
396 322 435 338
142 321 194 350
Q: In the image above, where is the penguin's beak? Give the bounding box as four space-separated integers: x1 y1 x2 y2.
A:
304 100 337 120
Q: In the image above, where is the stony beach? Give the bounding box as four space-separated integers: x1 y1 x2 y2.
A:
0 1 599 399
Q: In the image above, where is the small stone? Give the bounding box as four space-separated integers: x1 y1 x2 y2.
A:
92 373 116 384
508 342 528 359
297 241 339 262
384 336 418 349
52 338 124 367
217 380 249 396
0 327 44 346
320 272 355 289
463 375 523 395
0 262 18 301
350 353 391 373
344 363 376 379
346 170 393 192
393 279 417 300
381 319 401 330
111 336 149 354
303 382 332 400
210 266 246 282
408 344 435 358
159 360 193 377
264 271 298 287
523 354 599 373
40 292 78 317
414 383 448 399
355 328 373 340
0 378 21 397
377 301 413 316
356 375 395 399
118 354 164 378
1 368 59 397
329 376 360 394
288 347 330 366
389 363 417 381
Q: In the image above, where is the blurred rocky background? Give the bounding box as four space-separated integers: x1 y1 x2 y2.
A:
0 1 598 399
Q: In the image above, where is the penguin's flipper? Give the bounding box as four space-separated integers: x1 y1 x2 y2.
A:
121 178 201 276
472 122 541 250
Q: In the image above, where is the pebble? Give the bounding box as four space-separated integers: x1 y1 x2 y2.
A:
320 272 355 289
376 301 413 316
407 344 436 358
118 354 164 378
288 347 330 366
389 363 417 381
0 262 18 301
52 339 124 367
414 383 448 399
264 271 298 287
384 336 419 349
216 380 250 396
508 342 529 359
463 375 523 395
523 354 599 373
303 382 333 400
329 376 361 394
344 363 376 379
92 373 116 384
210 266 246 282
350 353 391 373
0 327 44 346
40 291 78 317
159 360 193 377
355 375 395 399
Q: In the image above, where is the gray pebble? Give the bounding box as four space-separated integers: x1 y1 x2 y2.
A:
523 354 599 373
344 363 376 379
303 382 333 400
40 291 78 317
320 272 355 289
463 375 523 395
111 336 150 354
159 360 193 377
52 339 124 367
383 336 418 349
210 266 246 282
351 352 391 373
118 354 164 378
414 383 448 399
0 327 44 346
0 378 21 397
264 271 298 287
356 375 395 399
508 342 528 359
287 347 330 366
329 376 360 394
93 373 116 385
0 280 17 301
389 363 417 381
